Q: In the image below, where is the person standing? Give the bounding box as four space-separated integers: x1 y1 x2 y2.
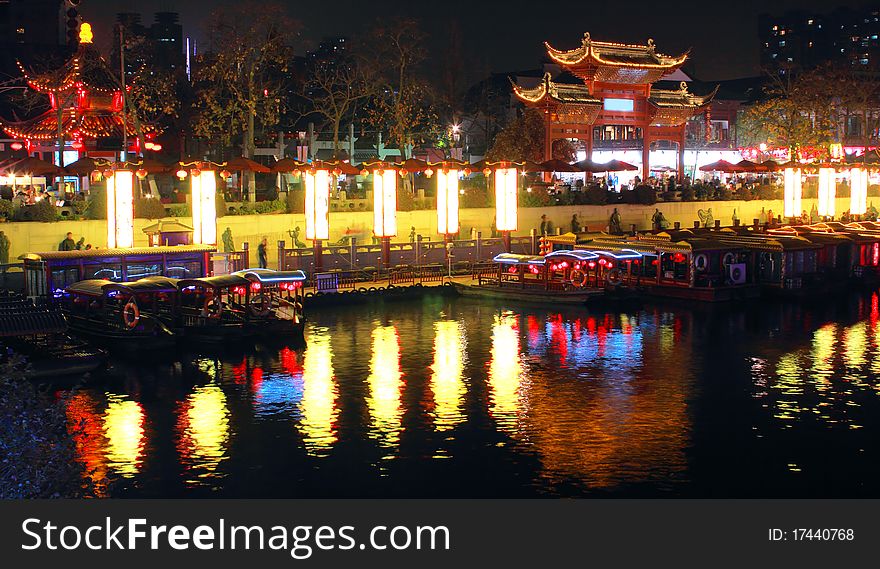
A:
0 230 10 265
59 232 76 251
258 236 268 269
570 214 581 233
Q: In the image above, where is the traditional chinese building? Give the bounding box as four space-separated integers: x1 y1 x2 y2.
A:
512 33 717 179
0 24 154 163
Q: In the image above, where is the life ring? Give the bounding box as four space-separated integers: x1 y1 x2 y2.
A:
204 296 222 319
606 268 624 287
122 299 140 329
730 265 744 283
722 252 736 266
249 292 271 317
694 253 709 272
570 269 587 287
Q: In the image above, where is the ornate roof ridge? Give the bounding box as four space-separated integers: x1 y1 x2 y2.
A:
544 32 689 68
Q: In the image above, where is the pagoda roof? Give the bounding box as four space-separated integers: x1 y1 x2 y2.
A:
511 73 602 107
1 108 155 142
648 82 717 126
18 46 120 95
544 33 689 84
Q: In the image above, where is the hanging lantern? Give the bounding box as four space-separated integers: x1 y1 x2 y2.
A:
151 144 163 152
191 168 202 178
220 170 231 179
103 169 115 178
304 168 330 241
10 142 23 151
783 167 802 218
437 168 459 235
292 169 302 179
360 168 369 177
425 168 434 178
176 169 188 180
463 167 472 176
331 167 342 177
482 167 492 177
144 141 155 151
135 169 148 179
373 168 398 237
90 169 102 182
817 167 836 217
494 167 519 232
399 168 409 177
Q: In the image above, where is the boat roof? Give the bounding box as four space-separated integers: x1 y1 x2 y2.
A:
178 274 251 289
19 245 215 262
65 279 117 296
0 294 67 337
66 276 178 296
493 253 546 265
233 268 307 282
654 238 741 253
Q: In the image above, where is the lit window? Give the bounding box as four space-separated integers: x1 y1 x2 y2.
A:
809 42 813 47
16 27 24 34
808 19 814 25
779 40 786 46
603 98 634 112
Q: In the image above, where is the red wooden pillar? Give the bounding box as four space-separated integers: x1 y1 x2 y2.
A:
381 236 391 269
678 127 686 181
313 240 323 273
642 130 651 181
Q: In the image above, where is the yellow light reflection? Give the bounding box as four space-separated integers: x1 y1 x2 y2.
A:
430 320 466 431
102 394 145 477
488 312 526 431
811 323 837 388
177 383 230 480
300 331 338 455
843 321 867 369
366 325 403 450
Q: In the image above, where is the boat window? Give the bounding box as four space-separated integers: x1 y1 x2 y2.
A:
51 267 80 291
85 262 123 281
126 262 162 279
165 259 202 279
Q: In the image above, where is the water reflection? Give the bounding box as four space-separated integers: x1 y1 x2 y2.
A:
102 394 145 477
487 312 527 433
176 383 231 485
366 324 403 452
299 331 338 455
429 321 467 432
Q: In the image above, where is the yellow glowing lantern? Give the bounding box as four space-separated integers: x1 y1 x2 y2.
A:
373 168 398 237
436 168 459 235
851 167 868 215
495 167 519 231
176 168 188 180
135 168 147 179
304 168 330 240
817 167 836 217
191 170 217 245
106 170 134 248
79 22 94 44
783 167 802 218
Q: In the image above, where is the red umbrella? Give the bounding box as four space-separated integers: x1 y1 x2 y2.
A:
602 159 639 172
272 158 308 173
120 158 169 174
223 156 271 173
64 157 112 176
2 156 66 176
396 158 429 172
573 158 609 173
699 159 737 172
541 158 581 172
733 160 759 172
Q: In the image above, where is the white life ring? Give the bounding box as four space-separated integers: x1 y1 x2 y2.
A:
249 292 271 317
722 252 736 266
606 268 623 287
694 253 709 272
122 298 140 329
570 269 587 287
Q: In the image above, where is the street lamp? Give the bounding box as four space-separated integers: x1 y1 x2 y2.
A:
494 165 518 251
817 167 836 218
191 168 217 245
106 168 134 248
373 168 398 268
304 167 331 272
783 167 802 219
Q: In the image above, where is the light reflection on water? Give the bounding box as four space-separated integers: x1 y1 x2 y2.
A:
61 292 880 497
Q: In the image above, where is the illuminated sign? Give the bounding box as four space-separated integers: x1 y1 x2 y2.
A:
191 170 217 245
603 98 634 112
304 169 330 241
372 169 397 237
817 168 836 217
495 168 519 232
851 167 868 215
783 167 802 218
436 169 459 235
107 170 134 248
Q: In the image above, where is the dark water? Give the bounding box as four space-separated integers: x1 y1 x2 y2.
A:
60 291 880 497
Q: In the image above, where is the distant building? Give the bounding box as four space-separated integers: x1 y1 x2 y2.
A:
759 7 880 71
113 11 184 79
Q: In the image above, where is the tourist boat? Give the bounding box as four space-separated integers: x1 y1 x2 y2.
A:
452 253 606 304
61 277 177 349
0 290 106 379
232 269 307 337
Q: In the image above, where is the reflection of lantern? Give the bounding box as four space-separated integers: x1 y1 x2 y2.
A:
494 168 518 231
783 167 802 218
304 169 330 240
373 169 397 237
107 170 134 248
437 169 459 235
191 170 217 245
851 167 868 215
817 167 836 217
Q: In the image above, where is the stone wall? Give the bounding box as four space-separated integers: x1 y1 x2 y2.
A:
0 197 854 267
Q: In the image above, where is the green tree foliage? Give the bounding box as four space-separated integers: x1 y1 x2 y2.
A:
486 108 546 162
134 197 167 219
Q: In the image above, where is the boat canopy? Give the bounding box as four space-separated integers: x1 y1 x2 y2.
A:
234 268 307 282
19 245 215 262
65 279 116 296
178 274 251 290
104 277 179 295
492 253 546 265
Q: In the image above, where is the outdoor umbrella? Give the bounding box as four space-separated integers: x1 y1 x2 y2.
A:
272 158 308 173
757 160 779 172
3 156 66 177
733 160 759 173
520 160 546 173
64 157 111 176
396 158 429 172
322 160 360 176
120 158 169 173
222 156 271 173
602 159 639 172
573 158 609 173
541 158 582 172
699 159 737 172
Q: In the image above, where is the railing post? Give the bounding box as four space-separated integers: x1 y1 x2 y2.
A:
416 235 422 271
477 231 483 261
241 242 249 269
350 237 357 270
277 240 285 270
529 228 537 255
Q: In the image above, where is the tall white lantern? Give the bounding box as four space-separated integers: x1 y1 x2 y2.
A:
436 169 459 235
304 169 330 241
372 169 398 237
850 167 868 216
106 170 134 248
191 170 217 245
817 167 836 218
783 167 802 218
494 167 518 232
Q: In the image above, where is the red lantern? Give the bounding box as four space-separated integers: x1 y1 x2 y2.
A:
588 261 596 269
71 140 83 150
482 168 492 177
191 168 202 178
425 168 434 178
103 169 115 178
360 168 369 176
151 144 162 152
136 169 148 179
220 170 231 179
464 167 472 176
10 142 23 151
399 168 409 177
332 168 342 177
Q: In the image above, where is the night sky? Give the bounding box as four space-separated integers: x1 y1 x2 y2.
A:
81 0 858 81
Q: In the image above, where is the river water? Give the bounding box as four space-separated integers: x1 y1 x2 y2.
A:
59 290 880 497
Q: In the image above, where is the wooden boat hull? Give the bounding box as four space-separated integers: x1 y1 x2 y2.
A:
642 284 762 302
63 314 176 350
451 282 604 305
